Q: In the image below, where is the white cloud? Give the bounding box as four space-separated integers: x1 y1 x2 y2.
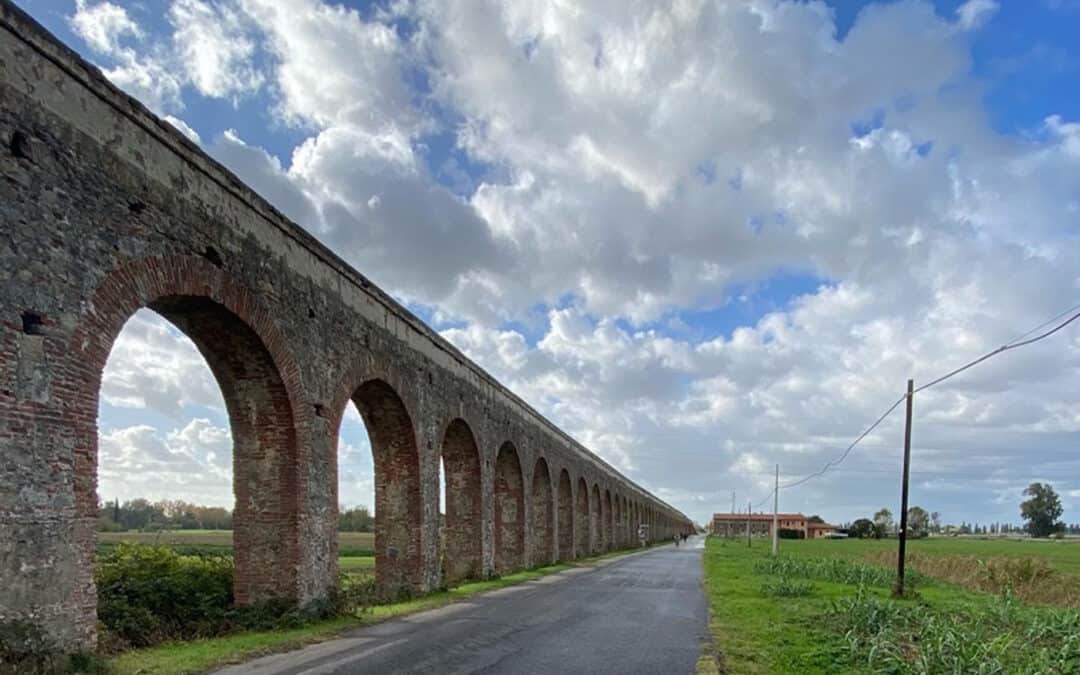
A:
164 115 201 143
956 0 1000 31
69 0 140 55
169 0 263 99
66 0 1080 526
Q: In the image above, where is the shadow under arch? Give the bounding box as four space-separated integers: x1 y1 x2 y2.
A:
530 457 554 566
441 418 482 585
346 378 423 596
556 469 573 561
575 477 590 559
494 442 525 575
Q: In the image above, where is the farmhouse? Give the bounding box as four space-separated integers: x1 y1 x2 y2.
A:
711 512 838 538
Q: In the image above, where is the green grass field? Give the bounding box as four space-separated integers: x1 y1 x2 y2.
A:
702 536 1080 674
98 530 374 550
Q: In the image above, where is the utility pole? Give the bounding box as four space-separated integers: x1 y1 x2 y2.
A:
746 499 752 548
730 491 736 539
772 464 779 557
894 379 914 597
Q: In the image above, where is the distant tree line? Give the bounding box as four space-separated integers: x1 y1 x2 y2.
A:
97 499 375 533
97 499 233 531
838 483 1072 540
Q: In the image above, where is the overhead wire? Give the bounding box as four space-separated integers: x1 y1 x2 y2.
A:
746 303 1080 509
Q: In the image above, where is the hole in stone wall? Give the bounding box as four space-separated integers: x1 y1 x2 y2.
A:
201 246 224 268
308 308 316 319
21 311 43 335
10 130 30 160
128 201 146 215
314 403 325 417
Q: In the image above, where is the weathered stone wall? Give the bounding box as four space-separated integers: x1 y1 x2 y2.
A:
0 1 693 654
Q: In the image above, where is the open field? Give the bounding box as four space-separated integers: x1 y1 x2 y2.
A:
98 530 375 557
702 536 1080 674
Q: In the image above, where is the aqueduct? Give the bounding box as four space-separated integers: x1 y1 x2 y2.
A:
0 2 693 654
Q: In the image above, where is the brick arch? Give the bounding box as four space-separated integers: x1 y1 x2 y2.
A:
574 477 590 559
494 441 525 574
590 484 602 554
66 255 309 630
603 489 614 551
344 378 423 596
440 418 482 585
556 469 573 561
530 456 554 566
613 495 623 548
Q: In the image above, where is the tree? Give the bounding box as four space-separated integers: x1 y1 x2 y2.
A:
849 518 875 539
873 508 893 539
807 514 825 524
906 506 929 538
1021 482 1064 538
930 511 942 534
338 505 374 532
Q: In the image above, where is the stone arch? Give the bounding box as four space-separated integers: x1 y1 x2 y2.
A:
556 469 573 561
63 255 309 645
604 489 614 551
346 379 423 595
613 495 623 548
530 457 555 566
575 477 590 558
590 484 602 554
494 442 525 574
440 418 482 585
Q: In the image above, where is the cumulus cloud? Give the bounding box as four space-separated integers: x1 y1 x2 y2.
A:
169 0 263 99
62 0 1080 525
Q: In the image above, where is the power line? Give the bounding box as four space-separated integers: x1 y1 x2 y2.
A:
747 303 1080 507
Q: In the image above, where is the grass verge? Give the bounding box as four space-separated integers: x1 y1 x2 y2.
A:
107 545 660 675
702 536 1080 674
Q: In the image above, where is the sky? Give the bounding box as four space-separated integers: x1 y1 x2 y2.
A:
20 0 1080 527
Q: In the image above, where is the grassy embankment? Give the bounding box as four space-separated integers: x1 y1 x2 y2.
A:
100 531 658 675
701 536 1080 674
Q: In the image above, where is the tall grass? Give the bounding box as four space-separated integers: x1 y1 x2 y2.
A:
754 555 925 588
865 551 1080 609
831 586 1080 674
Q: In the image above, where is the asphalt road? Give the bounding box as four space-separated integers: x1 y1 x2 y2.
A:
215 537 707 675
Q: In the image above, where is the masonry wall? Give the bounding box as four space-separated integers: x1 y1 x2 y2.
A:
0 1 693 654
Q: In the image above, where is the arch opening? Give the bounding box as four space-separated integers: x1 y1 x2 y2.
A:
590 484 602 554
530 457 554 566
574 477 589 559
440 419 482 585
604 489 613 551
556 470 573 562
494 442 525 575
89 291 301 633
347 379 422 596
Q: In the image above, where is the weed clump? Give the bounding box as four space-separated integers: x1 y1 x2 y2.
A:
760 577 815 598
829 585 1080 674
754 556 924 588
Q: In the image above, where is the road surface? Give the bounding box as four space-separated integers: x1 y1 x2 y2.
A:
215 538 707 675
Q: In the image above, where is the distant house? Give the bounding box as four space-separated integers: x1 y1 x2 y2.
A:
711 512 838 539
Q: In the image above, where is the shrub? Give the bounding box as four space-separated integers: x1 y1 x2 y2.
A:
96 543 233 648
96 543 379 651
778 528 805 540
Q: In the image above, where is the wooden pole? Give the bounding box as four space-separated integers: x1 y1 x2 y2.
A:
895 379 914 597
746 499 752 548
771 464 779 557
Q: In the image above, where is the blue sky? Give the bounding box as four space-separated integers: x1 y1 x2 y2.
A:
24 0 1080 526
